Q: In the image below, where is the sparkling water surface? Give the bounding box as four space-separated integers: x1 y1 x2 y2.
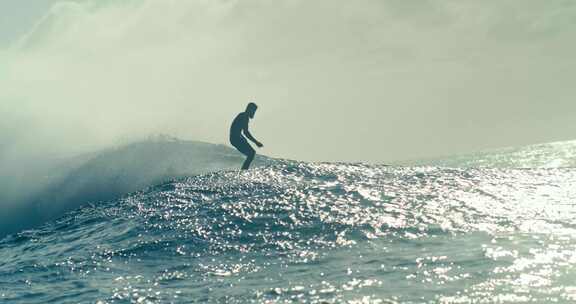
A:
2 160 576 303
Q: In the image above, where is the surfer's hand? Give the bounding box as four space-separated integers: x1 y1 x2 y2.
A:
256 142 263 148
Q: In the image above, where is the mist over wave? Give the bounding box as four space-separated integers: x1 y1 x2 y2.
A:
4 0 576 163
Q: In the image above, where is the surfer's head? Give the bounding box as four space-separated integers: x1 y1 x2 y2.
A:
246 102 258 118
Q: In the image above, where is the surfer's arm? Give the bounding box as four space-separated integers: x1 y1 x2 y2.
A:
243 129 262 147
243 124 263 147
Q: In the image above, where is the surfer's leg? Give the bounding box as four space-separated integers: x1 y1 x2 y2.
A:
242 149 255 170
232 138 255 170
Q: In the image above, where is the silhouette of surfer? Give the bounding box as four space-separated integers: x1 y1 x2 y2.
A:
230 102 263 170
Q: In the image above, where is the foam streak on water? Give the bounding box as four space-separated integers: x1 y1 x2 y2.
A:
2 162 576 303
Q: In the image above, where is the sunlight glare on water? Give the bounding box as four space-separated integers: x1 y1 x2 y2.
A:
1 161 576 303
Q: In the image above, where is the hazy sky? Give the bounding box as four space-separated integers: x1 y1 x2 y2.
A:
2 0 576 163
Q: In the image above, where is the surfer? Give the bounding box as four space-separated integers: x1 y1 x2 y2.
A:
230 102 263 170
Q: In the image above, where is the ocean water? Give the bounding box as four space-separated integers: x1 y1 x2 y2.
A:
2 142 576 303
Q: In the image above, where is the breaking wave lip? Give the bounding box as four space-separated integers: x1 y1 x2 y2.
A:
0 138 275 238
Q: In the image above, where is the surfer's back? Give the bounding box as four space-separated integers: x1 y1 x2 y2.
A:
230 112 247 141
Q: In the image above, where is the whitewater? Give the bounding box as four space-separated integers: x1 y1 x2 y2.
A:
2 140 576 303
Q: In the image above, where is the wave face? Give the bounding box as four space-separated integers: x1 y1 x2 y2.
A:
2 160 576 303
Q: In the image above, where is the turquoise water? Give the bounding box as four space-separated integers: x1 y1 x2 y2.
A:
2 142 576 303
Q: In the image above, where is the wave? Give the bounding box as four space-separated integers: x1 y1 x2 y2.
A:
0 150 576 303
3 138 576 238
2 156 576 302
4 139 576 303
0 138 274 237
